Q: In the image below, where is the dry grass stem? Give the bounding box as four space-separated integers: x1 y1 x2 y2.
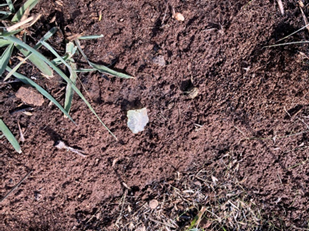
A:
6 14 42 32
17 121 25 142
277 0 284 15
300 7 309 33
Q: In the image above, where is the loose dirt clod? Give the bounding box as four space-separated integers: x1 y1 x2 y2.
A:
15 87 45 106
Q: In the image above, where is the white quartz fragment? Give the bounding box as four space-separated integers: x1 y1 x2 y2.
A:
127 108 149 134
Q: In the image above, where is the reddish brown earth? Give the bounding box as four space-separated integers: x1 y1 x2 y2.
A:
2 0 309 230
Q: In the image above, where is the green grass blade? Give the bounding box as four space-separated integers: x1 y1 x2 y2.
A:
11 0 39 23
76 68 97 72
0 119 21 153
34 27 58 48
52 42 77 65
18 27 57 54
65 41 77 59
0 11 11 16
5 0 15 13
5 66 75 124
78 34 104 40
41 40 71 70
0 4 8 7
75 39 134 79
16 46 53 77
4 56 25 81
89 61 134 79
4 36 117 140
64 42 77 113
52 54 70 66
0 39 12 48
0 43 14 76
10 28 58 79
64 62 77 113
0 29 23 36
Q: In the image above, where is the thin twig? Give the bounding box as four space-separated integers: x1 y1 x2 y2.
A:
0 170 33 203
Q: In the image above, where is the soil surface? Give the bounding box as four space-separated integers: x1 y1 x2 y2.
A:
2 0 309 230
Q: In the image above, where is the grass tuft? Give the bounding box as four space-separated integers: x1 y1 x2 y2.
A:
1 0 134 151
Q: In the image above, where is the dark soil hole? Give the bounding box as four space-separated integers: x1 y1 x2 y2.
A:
176 207 198 228
128 185 140 196
121 99 143 111
180 79 194 92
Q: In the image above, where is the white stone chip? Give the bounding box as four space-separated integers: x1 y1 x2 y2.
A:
127 107 149 134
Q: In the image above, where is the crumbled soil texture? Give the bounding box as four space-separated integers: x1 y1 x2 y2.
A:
2 0 309 230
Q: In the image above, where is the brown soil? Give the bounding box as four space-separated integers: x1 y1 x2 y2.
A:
2 0 309 230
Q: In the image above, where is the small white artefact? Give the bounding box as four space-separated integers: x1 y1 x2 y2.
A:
55 141 87 157
127 108 149 134
173 12 185 21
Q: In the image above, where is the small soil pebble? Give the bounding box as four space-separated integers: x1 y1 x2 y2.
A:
174 12 185 21
187 87 199 99
16 86 44 106
149 199 159 209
